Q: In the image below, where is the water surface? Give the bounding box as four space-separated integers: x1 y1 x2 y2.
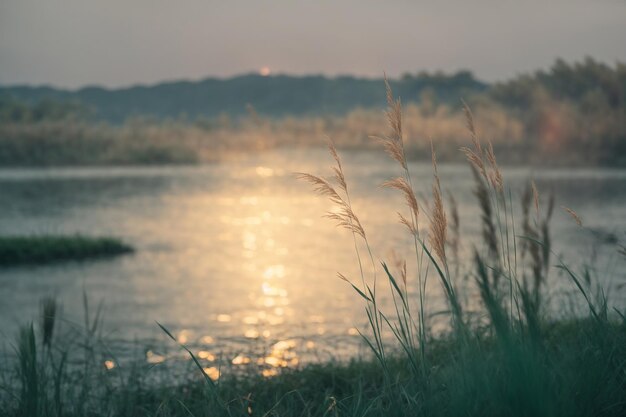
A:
0 149 624 365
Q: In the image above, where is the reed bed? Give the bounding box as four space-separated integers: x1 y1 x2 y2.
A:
0 99 611 167
1 82 625 417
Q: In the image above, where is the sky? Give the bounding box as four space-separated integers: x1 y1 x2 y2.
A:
1 0 625 89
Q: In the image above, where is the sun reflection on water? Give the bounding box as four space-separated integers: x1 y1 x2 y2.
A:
244 329 260 338
202 367 220 381
242 316 259 325
197 351 215 361
3 150 619 381
146 350 166 364
177 329 192 344
216 314 232 323
134 153 380 374
255 166 274 177
232 355 252 365
262 265 286 279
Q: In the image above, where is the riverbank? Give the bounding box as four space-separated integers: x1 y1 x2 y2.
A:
1 314 624 417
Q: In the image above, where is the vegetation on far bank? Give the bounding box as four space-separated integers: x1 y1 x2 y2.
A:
0 235 133 266
0 58 625 167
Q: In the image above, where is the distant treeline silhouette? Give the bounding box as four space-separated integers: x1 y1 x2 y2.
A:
1 71 486 122
0 58 624 166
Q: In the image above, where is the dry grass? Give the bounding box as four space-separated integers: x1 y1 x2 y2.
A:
295 154 366 240
296 78 625 417
429 142 447 265
562 206 583 227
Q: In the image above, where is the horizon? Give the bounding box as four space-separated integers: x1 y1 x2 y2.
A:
0 67 472 91
1 0 625 89
0 57 621 91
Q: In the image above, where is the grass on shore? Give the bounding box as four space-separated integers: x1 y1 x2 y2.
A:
0 235 133 266
1 313 624 417
118 319 626 417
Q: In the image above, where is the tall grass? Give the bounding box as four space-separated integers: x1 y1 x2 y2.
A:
299 81 626 415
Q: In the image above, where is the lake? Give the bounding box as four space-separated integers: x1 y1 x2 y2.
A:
0 148 625 366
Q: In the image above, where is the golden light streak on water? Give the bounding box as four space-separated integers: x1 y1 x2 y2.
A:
177 329 191 344
203 367 220 381
0 149 623 375
216 314 232 322
347 327 359 336
146 350 166 364
244 329 260 338
197 351 215 361
242 316 259 324
255 166 274 177
232 355 251 365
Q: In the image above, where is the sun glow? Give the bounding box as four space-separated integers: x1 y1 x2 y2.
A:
259 66 271 76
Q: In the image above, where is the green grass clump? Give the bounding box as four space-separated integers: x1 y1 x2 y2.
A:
0 235 133 266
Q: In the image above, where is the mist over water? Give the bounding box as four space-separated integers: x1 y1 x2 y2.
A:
0 148 624 363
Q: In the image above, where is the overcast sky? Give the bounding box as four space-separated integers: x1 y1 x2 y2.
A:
1 0 625 89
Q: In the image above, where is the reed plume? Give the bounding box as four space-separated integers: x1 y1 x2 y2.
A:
382 177 419 235
447 191 461 273
296 172 366 239
521 183 533 260
460 101 486 179
328 139 348 193
390 250 408 288
373 76 408 170
378 79 421 239
472 164 499 261
460 100 503 194
531 180 540 216
485 141 503 193
429 142 447 265
562 206 583 227
462 99 481 155
520 182 555 309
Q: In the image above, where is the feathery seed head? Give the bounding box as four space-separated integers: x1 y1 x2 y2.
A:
462 99 481 155
378 78 407 169
562 206 583 227
296 173 343 204
485 141 503 192
337 272 350 283
531 180 539 216
429 143 447 264
398 212 418 236
382 177 419 219
460 147 486 179
326 139 348 192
